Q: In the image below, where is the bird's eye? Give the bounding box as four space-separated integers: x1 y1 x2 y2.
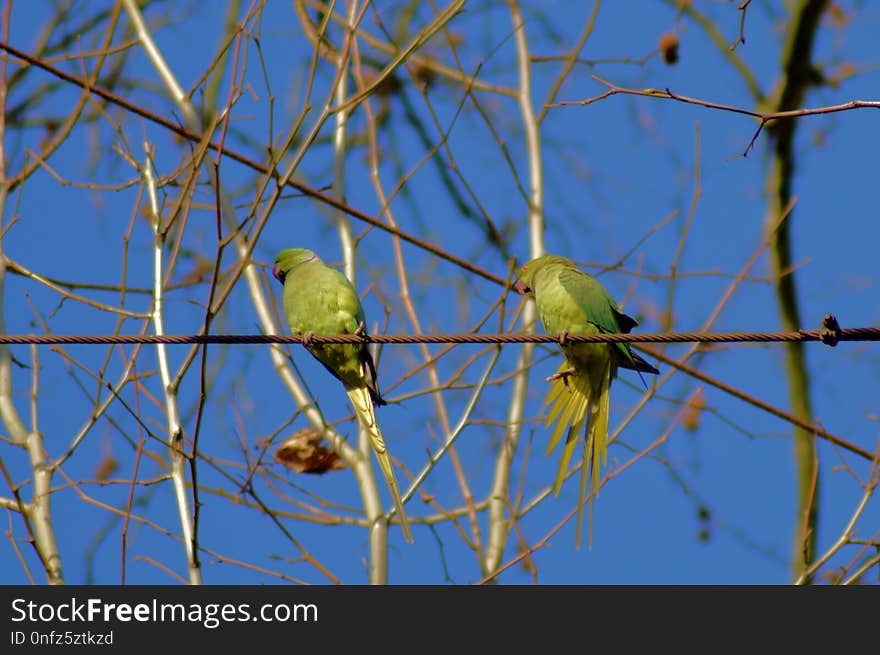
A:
272 263 286 284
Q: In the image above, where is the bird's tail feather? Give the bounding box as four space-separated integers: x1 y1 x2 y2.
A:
575 363 611 550
546 396 585 463
544 361 590 494
347 386 413 543
543 359 612 549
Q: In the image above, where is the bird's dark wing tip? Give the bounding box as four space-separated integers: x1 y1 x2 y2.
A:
614 309 639 333
620 348 660 377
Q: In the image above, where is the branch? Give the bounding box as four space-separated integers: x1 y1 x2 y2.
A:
484 0 546 576
0 0 62 585
763 0 828 581
142 144 202 585
553 75 879 156
329 0 392 585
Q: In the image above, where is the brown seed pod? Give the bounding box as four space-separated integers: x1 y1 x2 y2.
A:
659 31 680 65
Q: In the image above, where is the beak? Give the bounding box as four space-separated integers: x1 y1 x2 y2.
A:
514 280 529 296
272 263 285 284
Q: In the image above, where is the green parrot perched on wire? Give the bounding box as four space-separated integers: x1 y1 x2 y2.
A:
516 254 659 547
273 248 413 543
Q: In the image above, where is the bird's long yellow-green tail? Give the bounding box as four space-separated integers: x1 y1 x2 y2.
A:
544 359 611 549
347 385 413 543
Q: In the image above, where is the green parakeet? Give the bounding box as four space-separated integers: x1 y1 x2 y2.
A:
273 248 413 543
516 254 659 547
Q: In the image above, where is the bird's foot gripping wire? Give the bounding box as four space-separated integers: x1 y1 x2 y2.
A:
546 367 577 391
354 322 367 339
301 331 316 348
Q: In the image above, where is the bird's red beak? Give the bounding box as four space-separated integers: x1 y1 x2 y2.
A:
272 263 285 284
514 280 528 295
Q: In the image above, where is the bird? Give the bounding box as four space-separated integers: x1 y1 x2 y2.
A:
273 247 413 543
516 254 659 547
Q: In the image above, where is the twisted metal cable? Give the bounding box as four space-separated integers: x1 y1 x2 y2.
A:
0 316 874 347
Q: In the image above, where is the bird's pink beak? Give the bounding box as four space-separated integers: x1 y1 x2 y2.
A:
514 280 527 295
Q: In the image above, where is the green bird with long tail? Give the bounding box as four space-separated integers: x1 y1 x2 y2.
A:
516 255 659 547
273 248 413 543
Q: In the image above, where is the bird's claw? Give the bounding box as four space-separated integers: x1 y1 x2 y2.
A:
301 331 316 348
546 367 576 391
354 322 367 339
557 330 570 347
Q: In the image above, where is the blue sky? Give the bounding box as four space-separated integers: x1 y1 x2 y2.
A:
1 1 878 584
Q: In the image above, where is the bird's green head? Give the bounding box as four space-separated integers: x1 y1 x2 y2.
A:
515 255 568 295
273 248 320 285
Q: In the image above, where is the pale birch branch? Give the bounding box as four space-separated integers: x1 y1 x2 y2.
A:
484 0 545 576
143 146 202 585
0 6 63 581
330 0 391 585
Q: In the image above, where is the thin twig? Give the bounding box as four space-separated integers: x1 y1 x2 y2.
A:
553 75 880 156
